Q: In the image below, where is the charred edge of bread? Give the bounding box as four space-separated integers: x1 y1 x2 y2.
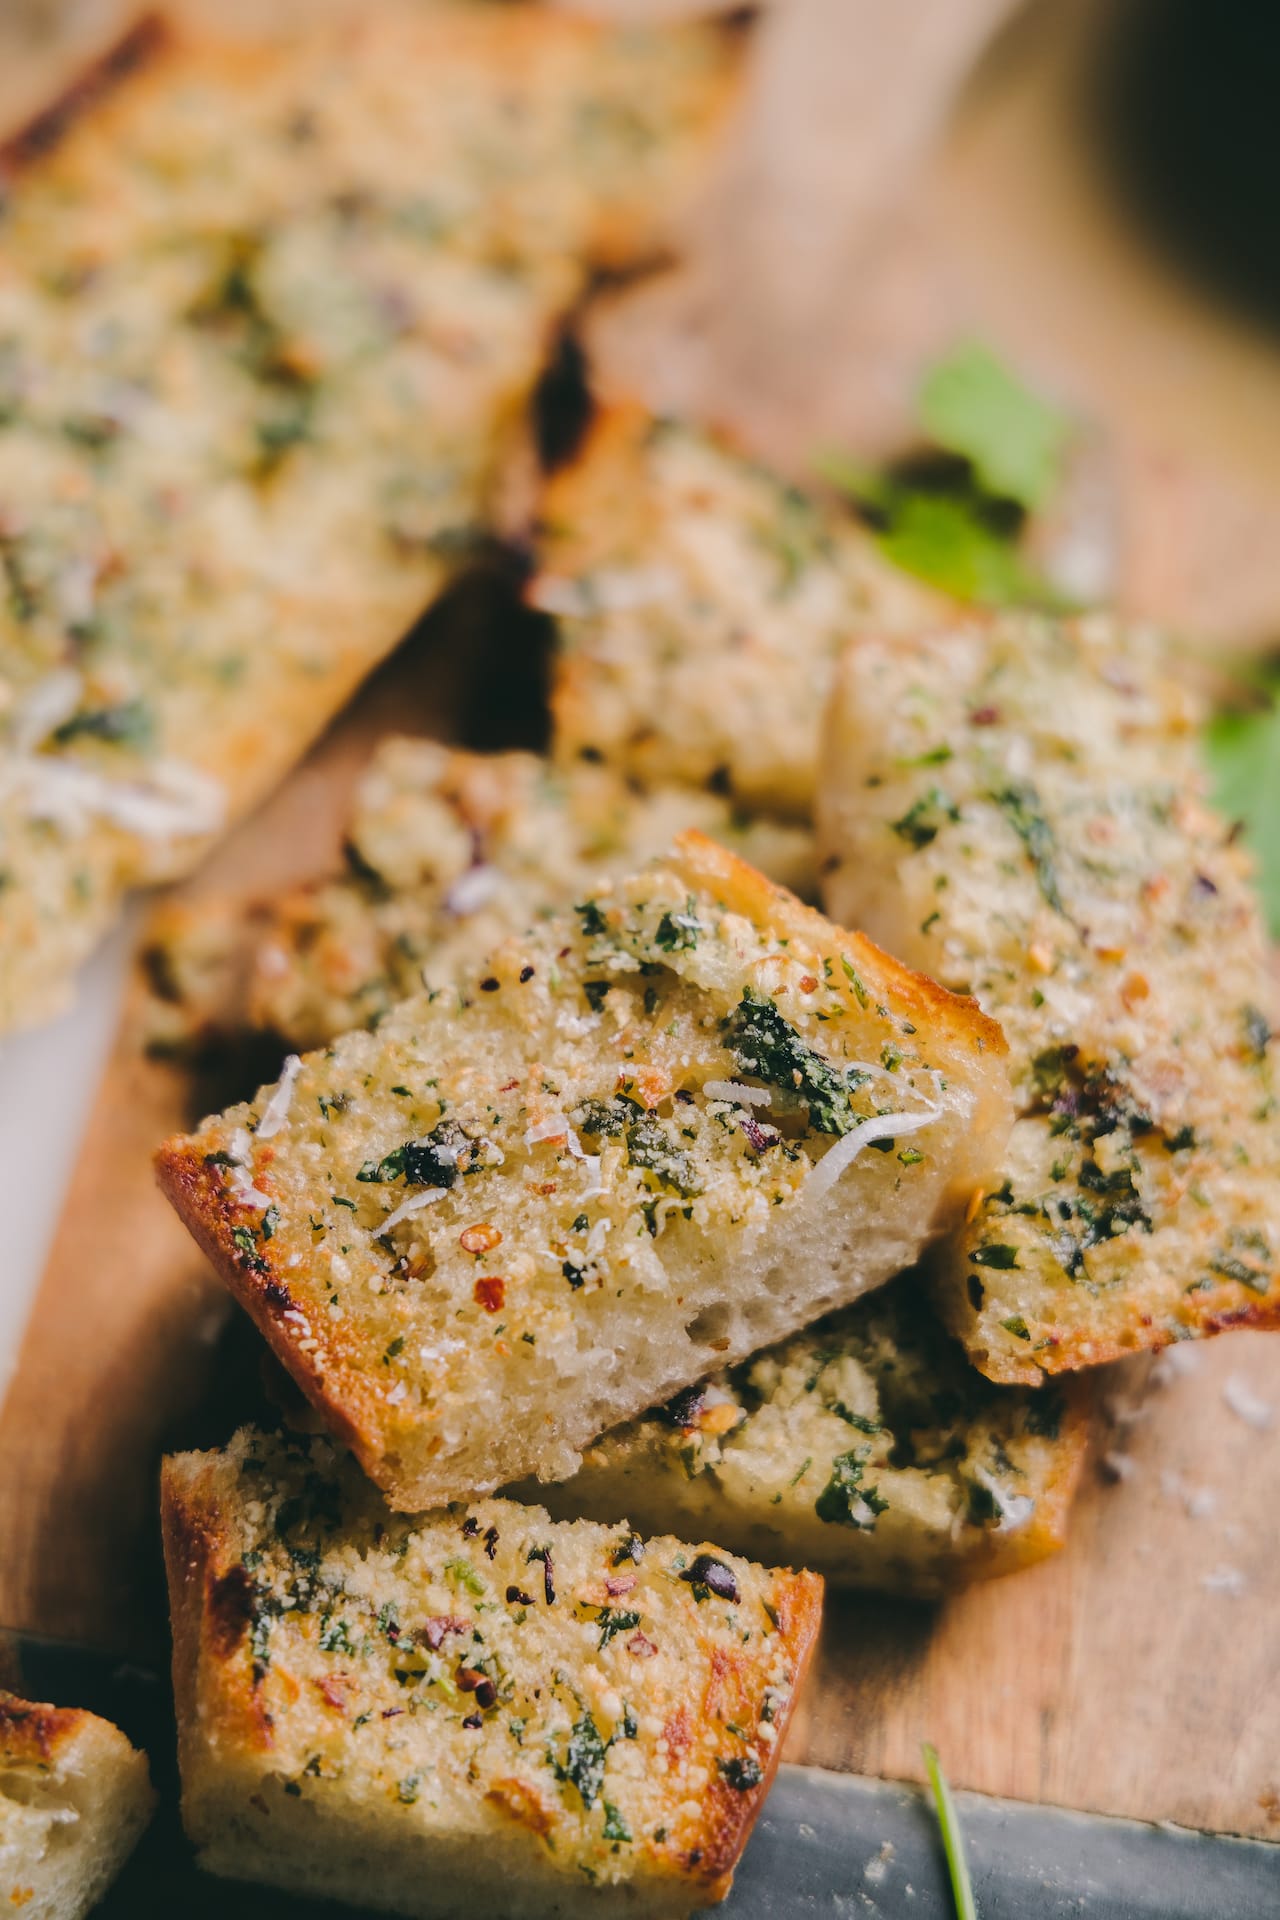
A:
0 13 170 179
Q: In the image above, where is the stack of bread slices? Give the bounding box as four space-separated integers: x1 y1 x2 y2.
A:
4 7 1279 1919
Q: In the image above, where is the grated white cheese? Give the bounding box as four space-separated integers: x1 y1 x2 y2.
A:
2 752 226 841
701 1079 772 1107
1201 1565 1247 1598
256 1053 302 1139
802 1103 939 1204
444 863 502 916
382 1188 448 1232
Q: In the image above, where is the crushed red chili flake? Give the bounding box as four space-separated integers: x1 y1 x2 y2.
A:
460 1223 502 1255
381 1707 405 1720
604 1572 638 1597
474 1275 506 1311
626 1630 659 1658
799 973 819 993
970 705 1001 725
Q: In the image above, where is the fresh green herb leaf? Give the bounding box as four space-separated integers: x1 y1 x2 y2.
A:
919 340 1069 511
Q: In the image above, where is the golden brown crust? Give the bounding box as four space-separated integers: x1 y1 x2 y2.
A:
670 830 1008 1063
0 1691 85 1766
154 1145 385 1472
161 1430 821 1912
0 14 169 179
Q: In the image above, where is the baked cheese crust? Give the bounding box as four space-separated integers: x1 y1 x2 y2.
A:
0 1689 154 1920
534 405 944 822
819 614 1280 1382
141 742 818 1062
157 833 1011 1509
0 9 744 1033
529 1273 1090 1597
161 1427 822 1920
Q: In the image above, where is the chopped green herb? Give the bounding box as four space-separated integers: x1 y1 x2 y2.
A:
970 1243 1020 1270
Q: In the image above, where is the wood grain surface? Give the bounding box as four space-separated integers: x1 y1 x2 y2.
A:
2 0 1280 1847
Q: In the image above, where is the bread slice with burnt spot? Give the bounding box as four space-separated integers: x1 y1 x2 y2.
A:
819 612 1280 1382
0 1689 154 1919
161 1426 822 1920
156 832 1011 1509
526 1272 1091 1596
0 8 745 1035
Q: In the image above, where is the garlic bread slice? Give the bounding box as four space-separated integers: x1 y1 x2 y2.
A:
140 742 817 1063
530 1273 1090 1596
161 1427 822 1920
534 407 944 822
820 613 1280 1382
157 833 1010 1509
0 8 744 1034
0 1690 153 1920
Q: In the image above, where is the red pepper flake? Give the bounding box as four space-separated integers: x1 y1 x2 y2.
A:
970 705 1001 726
460 1223 502 1255
626 1630 659 1658
417 1615 470 1651
604 1573 638 1597
474 1276 506 1312
499 1079 520 1092
799 974 819 993
381 1707 404 1720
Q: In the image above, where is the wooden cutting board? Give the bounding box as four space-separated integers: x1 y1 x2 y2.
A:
3 0 1280 1848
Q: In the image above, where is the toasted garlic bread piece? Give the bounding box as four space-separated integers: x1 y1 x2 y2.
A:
140 742 818 1062
820 614 1280 1383
157 833 1010 1509
529 1273 1090 1597
534 407 945 823
0 1690 154 1920
161 1427 821 1920
0 10 744 1036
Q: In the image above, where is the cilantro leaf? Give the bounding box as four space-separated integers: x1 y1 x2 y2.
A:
919 340 1069 511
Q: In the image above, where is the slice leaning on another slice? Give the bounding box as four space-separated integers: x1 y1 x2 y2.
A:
0 7 745 1035
156 832 1011 1509
819 612 1280 1383
161 1427 822 1920
528 1272 1090 1597
0 1689 154 1920
139 741 819 1063
532 405 946 823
